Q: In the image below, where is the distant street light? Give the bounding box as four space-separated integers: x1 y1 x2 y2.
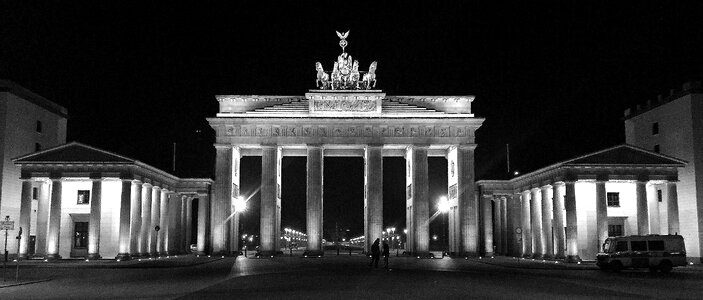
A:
233 196 247 213
438 196 449 257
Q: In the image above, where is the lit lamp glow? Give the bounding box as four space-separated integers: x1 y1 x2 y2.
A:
438 196 450 213
233 196 247 213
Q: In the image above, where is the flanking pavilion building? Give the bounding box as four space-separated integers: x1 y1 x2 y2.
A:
13 142 212 260
477 145 686 262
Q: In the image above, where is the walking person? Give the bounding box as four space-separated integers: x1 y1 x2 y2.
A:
382 241 390 269
369 238 380 268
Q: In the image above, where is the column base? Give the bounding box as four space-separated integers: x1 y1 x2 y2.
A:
45 253 62 261
483 252 494 257
115 253 131 261
542 254 553 260
553 254 566 260
302 250 324 257
18 254 29 260
565 255 581 263
195 251 208 256
87 253 102 260
532 253 543 259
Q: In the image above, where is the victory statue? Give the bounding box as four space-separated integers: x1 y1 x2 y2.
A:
314 31 378 90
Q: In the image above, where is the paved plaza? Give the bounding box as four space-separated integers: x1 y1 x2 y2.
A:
1 252 702 299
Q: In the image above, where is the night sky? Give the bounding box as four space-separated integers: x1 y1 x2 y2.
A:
3 1 703 241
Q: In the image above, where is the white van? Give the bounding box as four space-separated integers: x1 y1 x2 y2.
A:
597 234 687 273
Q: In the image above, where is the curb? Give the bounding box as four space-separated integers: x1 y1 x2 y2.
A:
0 278 52 289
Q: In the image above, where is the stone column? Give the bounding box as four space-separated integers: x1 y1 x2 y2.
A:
87 178 103 259
456 145 477 256
552 183 566 259
46 178 63 260
150 186 161 255
260 145 279 256
180 195 188 252
364 145 383 254
482 195 494 256
647 183 660 234
197 194 210 255
636 180 649 234
34 180 51 257
507 194 522 257
595 180 608 254
501 197 508 255
666 182 680 234
530 188 543 258
229 147 242 256
408 145 430 257
168 192 179 254
564 181 580 262
116 179 132 260
521 190 532 257
129 181 142 257
212 145 232 255
159 189 169 255
493 196 502 254
185 197 193 251
305 144 324 256
541 185 554 259
18 179 33 259
138 183 152 257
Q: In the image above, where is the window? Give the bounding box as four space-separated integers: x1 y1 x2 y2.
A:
35 143 42 152
73 222 88 248
36 120 42 133
648 240 665 251
32 187 38 200
607 192 620 207
631 241 647 251
652 122 659 135
657 189 663 202
615 241 629 252
608 224 624 237
77 190 90 204
654 144 660 153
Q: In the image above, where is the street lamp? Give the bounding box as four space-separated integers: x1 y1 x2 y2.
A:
438 196 449 257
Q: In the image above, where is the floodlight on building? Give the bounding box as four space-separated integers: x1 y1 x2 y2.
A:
438 196 450 213
233 196 247 213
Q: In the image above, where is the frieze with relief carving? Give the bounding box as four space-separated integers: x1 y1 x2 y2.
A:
225 125 471 138
313 99 377 112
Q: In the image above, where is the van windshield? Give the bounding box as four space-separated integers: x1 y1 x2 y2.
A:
603 240 612 252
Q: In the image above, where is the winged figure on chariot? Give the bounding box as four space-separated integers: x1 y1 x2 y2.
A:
315 31 378 90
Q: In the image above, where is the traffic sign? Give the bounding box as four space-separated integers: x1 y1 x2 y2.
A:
0 221 13 230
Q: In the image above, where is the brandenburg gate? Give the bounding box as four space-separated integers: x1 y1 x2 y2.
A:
207 32 484 257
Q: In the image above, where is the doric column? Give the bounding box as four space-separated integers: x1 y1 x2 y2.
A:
482 195 494 256
666 182 680 234
46 178 63 260
87 178 103 259
507 194 522 257
647 183 660 234
34 180 51 257
180 195 188 253
211 145 232 255
520 190 532 257
552 183 566 259
138 183 152 257
493 196 502 254
564 181 580 262
407 145 430 257
129 181 143 257
260 145 279 256
229 147 242 255
158 188 169 255
364 145 383 254
197 194 210 255
595 180 608 254
541 185 553 259
116 179 132 260
150 186 161 255
456 145 477 256
185 197 193 251
530 187 543 258
501 197 508 255
305 144 324 256
168 192 179 254
18 179 33 259
636 180 649 234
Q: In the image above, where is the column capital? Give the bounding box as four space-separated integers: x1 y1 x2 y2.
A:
552 181 565 187
540 184 552 191
214 144 233 150
152 185 162 191
456 144 477 151
596 174 609 182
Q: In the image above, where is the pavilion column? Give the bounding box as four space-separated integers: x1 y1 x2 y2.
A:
181 195 188 252
530 188 543 258
18 179 33 259
212 145 232 255
507 194 522 257
482 195 494 256
647 183 660 234
636 180 649 234
305 144 324 256
260 145 280 256
456 145 477 256
595 180 608 254
541 185 554 259
168 192 180 254
138 183 153 257
552 183 566 259
667 182 680 234
46 178 63 260
197 194 210 255
87 178 103 259
564 181 580 262
493 196 502 254
116 179 132 260
34 180 51 257
150 186 161 255
228 147 241 255
364 145 383 254
185 197 193 251
158 188 170 255
129 181 143 257
520 190 532 257
406 145 430 257
501 197 508 255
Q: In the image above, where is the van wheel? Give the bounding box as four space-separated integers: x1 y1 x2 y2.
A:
610 261 623 273
659 261 673 273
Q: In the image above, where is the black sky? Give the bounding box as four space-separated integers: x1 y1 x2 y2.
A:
3 1 703 240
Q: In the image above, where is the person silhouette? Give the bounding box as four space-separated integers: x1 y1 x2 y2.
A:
369 238 380 268
382 241 390 269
